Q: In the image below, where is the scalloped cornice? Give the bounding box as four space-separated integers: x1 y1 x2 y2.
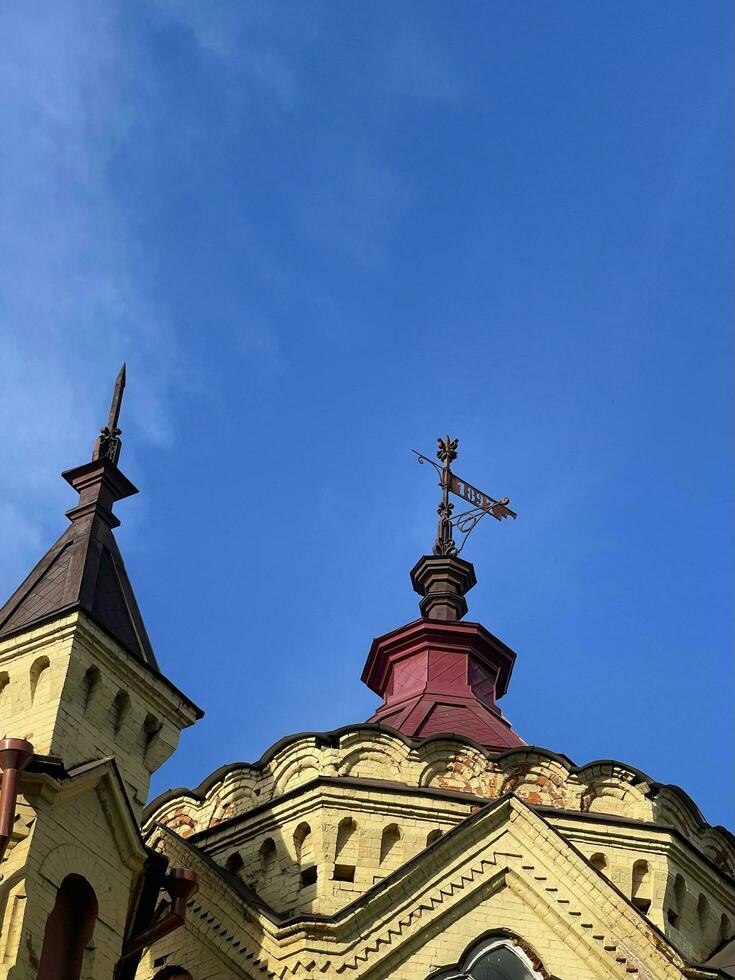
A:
144 724 735 878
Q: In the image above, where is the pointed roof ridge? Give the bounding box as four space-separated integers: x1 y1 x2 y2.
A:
0 368 159 670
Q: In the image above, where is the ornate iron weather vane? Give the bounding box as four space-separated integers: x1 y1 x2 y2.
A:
93 363 126 465
414 435 517 557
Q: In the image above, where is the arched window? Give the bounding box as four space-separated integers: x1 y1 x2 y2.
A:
427 829 443 847
0 671 10 706
380 824 402 867
720 913 733 944
589 852 607 873
152 969 193 980
431 937 545 980
334 817 358 882
631 860 651 914
37 874 98 980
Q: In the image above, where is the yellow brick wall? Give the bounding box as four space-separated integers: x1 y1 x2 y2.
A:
0 784 143 980
549 813 735 964
0 613 197 815
383 885 606 980
141 793 704 980
204 783 473 917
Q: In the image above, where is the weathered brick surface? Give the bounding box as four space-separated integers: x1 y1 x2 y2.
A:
139 791 733 980
0 611 196 978
1 608 732 979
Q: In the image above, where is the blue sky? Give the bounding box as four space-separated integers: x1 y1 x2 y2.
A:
1 2 732 827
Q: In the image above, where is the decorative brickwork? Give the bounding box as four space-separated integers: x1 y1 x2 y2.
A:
145 727 735 882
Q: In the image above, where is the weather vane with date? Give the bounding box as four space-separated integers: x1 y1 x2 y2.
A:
414 435 517 557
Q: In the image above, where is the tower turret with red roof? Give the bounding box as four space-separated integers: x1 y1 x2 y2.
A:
362 436 524 750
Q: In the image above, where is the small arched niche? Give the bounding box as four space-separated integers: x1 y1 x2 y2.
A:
589 852 607 873
225 851 244 877
667 873 686 927
0 671 10 707
81 666 101 714
334 817 358 882
294 822 317 887
697 893 709 932
259 838 277 875
111 690 130 737
379 823 402 868
142 712 162 761
37 874 98 980
30 655 51 706
426 829 443 847
631 859 652 914
720 913 733 944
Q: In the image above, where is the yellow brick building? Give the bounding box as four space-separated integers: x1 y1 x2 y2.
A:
0 379 733 980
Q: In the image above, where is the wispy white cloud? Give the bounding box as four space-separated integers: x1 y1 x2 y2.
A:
0 2 177 594
154 0 301 110
0 1 460 599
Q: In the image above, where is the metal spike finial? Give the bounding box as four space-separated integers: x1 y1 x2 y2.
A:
93 363 126 465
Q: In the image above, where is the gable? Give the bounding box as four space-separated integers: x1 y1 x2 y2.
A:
143 797 697 980
37 760 148 878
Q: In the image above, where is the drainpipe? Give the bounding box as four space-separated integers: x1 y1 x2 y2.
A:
119 868 199 960
0 738 34 863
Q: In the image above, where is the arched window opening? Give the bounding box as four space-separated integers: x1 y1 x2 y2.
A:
697 894 709 931
631 860 651 914
81 666 101 714
426 829 443 847
589 852 607 873
720 914 733 944
431 937 546 980
37 874 98 980
152 968 194 980
225 851 244 877
30 656 51 705
294 822 317 887
259 838 277 875
334 817 358 883
111 690 130 737
667 873 686 927
380 824 402 867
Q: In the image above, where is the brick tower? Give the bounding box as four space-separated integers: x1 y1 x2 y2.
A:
0 368 201 979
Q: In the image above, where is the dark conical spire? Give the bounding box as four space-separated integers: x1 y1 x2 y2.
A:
0 366 159 669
